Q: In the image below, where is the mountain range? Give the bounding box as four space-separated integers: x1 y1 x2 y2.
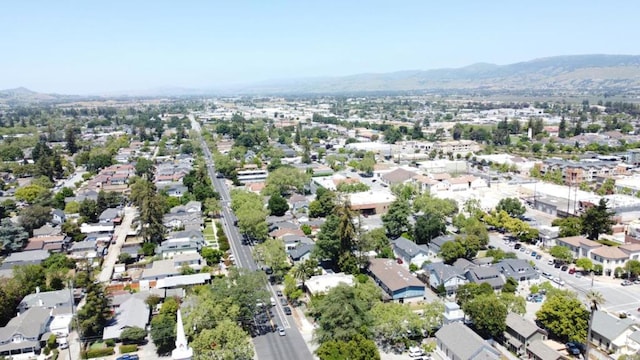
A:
3 54 640 101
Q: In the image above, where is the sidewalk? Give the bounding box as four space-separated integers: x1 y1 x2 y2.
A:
290 303 319 359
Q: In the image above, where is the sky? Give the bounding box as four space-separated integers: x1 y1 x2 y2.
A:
1 0 639 94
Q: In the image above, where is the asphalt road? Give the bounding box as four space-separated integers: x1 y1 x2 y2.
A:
489 234 640 318
190 114 315 360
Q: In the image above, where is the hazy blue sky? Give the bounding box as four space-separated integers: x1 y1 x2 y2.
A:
1 0 638 94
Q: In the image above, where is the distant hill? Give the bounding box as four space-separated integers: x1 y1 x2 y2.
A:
4 54 640 99
234 54 640 95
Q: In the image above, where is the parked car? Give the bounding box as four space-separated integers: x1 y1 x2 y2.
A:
568 268 576 274
565 342 581 356
283 306 292 315
622 280 633 286
547 259 555 265
514 243 522 250
280 298 288 306
408 346 425 357
542 271 552 278
276 290 283 297
561 265 568 271
536 254 542 260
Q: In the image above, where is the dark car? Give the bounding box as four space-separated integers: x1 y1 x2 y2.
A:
283 306 292 315
561 265 568 271
280 298 288 306
565 343 580 356
554 262 562 268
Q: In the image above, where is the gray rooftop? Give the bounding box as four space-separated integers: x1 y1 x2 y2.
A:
435 322 500 360
526 339 563 360
506 313 545 339
289 243 315 261
393 236 429 260
19 289 71 312
0 307 50 351
465 267 505 289
102 295 150 340
3 250 50 264
592 310 636 341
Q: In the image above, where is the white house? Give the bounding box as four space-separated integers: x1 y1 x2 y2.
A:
306 273 355 296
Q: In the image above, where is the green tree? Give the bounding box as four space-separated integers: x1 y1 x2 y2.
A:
313 284 372 344
201 247 224 265
549 245 573 263
255 238 289 277
536 293 589 342
191 319 254 360
580 198 615 240
15 184 49 204
309 188 336 218
0 218 28 254
134 158 155 180
502 277 518 293
575 258 594 272
552 217 583 238
463 294 508 338
497 293 526 315
455 282 493 308
52 187 75 210
267 192 289 216
495 197 526 218
370 302 422 347
624 260 640 277
65 126 79 154
76 282 111 340
335 199 359 273
313 214 341 261
150 313 176 355
263 167 309 196
292 259 319 290
131 179 165 243
120 326 147 344
19 205 51 236
382 199 411 239
316 334 380 360
79 199 99 223
440 240 466 264
413 213 446 245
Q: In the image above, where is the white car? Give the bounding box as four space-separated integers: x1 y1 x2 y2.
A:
408 346 424 357
278 327 286 336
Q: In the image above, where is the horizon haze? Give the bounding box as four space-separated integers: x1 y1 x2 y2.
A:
2 1 640 94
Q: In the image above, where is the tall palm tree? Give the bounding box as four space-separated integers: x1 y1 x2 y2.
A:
585 290 605 360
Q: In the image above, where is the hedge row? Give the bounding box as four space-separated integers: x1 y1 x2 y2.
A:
82 347 115 358
119 344 138 354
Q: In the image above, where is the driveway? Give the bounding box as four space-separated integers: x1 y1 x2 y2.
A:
97 206 137 283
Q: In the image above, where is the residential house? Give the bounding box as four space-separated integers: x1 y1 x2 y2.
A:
305 273 355 296
0 307 51 357
80 222 114 234
141 253 205 281
157 230 204 259
465 267 505 290
163 212 203 231
393 236 430 268
32 224 62 238
288 194 309 212
494 259 540 283
282 235 313 251
1 250 50 270
425 262 468 296
69 240 98 260
51 209 66 225
288 243 315 263
159 183 189 197
526 339 565 360
169 201 202 215
155 273 212 289
435 322 500 360
24 235 68 252
504 313 547 356
103 294 150 340
368 258 425 302
99 208 122 224
18 288 72 314
590 310 640 356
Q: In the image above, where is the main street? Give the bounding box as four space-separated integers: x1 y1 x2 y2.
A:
190 114 315 360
